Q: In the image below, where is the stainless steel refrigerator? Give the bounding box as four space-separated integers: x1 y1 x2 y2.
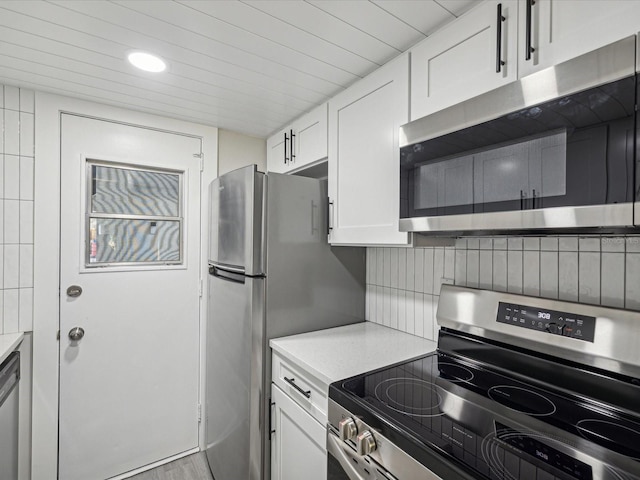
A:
205 165 365 480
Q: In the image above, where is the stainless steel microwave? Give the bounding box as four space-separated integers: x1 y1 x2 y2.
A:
399 36 638 234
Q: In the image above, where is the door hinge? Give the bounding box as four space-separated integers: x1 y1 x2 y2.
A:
199 279 203 298
56 330 60 341
193 152 204 171
198 403 202 423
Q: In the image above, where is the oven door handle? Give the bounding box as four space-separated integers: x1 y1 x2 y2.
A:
327 430 371 480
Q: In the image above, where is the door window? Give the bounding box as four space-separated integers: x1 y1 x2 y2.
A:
86 161 183 267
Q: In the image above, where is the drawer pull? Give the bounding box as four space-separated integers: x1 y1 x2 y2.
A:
284 376 311 398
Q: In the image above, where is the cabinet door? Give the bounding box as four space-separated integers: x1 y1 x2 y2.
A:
267 128 290 174
410 0 518 120
271 385 326 480
328 53 410 245
290 104 328 170
519 0 640 77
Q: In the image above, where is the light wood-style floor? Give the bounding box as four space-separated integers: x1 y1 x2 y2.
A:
128 453 215 480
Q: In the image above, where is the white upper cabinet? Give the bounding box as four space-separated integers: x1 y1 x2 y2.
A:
410 0 518 121
266 104 328 174
518 0 640 77
328 53 410 246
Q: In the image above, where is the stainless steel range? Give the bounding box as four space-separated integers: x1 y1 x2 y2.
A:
328 285 640 480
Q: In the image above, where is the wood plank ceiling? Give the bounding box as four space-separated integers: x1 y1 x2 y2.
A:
0 0 475 137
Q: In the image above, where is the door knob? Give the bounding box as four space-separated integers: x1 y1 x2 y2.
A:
68 327 85 341
67 285 83 297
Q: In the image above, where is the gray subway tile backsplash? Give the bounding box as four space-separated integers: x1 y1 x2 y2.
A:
366 236 640 340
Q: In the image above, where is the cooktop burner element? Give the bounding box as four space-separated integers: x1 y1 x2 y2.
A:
487 385 556 416
374 378 444 417
328 285 640 480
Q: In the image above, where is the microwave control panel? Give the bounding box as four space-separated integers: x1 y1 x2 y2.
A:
496 302 596 342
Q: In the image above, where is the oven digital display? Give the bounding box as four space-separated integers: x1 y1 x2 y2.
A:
495 422 593 480
496 302 596 342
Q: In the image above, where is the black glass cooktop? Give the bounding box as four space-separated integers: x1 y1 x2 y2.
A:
330 346 640 480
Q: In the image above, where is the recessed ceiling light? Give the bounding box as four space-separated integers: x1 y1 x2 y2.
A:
127 51 167 73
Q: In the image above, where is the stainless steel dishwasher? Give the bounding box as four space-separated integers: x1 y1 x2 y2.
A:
0 352 20 480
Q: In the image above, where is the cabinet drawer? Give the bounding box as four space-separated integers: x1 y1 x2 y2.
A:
272 352 328 426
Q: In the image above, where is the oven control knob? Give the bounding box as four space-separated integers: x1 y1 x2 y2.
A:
356 430 377 456
338 417 358 441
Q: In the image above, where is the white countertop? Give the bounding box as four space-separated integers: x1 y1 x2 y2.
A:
270 322 437 386
0 333 24 365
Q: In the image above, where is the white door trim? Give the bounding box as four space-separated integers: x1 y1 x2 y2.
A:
33 92 218 480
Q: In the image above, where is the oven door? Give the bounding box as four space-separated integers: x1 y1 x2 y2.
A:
326 428 392 480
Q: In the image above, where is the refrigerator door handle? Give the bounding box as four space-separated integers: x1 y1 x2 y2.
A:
209 265 246 284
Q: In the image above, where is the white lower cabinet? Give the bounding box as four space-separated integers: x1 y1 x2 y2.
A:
270 384 327 480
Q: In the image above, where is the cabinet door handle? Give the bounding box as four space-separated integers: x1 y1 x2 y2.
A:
496 3 506 73
327 199 334 235
525 0 536 60
284 131 289 164
284 376 311 398
290 129 296 163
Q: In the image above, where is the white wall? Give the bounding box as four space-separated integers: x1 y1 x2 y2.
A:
1 84 34 333
366 236 640 339
217 128 266 176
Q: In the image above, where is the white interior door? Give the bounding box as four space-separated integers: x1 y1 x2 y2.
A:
59 114 202 480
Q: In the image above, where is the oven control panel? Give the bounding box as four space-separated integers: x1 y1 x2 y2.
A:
496 302 596 342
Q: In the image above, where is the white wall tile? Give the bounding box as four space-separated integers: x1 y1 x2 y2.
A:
4 86 19 111
0 247 3 289
444 247 455 280
376 285 384 325
578 252 600 304
523 251 540 296
454 250 467 286
433 247 444 294
389 248 399 288
467 238 480 249
365 284 373 320
508 237 523 250
455 238 467 249
424 295 436 340
4 110 20 155
466 250 479 288
479 250 493 289
20 113 34 157
414 248 424 292
507 251 523 294
601 237 625 253
405 291 415 334
540 251 559 299
4 245 19 289
406 249 415 291
493 250 507 292
19 157 34 200
383 248 391 287
558 252 579 301
19 89 34 114
19 288 33 332
540 237 558 251
4 155 20 199
0 293 3 334
523 238 540 251
0 115 4 154
3 289 19 334
389 288 398 330
423 248 434 295
398 290 407 332
383 287 391 327
625 254 640 310
398 248 407 290
559 237 578 251
601 253 625 308
414 294 424 337
376 248 384 285
493 238 507 250
5 199 20 244
626 237 640 253
0 199 4 244
0 85 3 109
579 238 600 252
19 245 33 288
479 238 493 250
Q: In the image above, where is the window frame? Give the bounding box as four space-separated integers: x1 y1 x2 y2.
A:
84 159 185 269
